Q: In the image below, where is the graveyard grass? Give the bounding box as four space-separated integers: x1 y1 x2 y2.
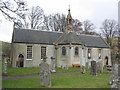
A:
3 72 111 88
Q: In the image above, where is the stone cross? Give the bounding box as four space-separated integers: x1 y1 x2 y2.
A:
39 56 51 87
2 57 7 74
51 57 56 73
90 61 97 76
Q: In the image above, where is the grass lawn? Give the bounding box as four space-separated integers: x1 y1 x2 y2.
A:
3 72 111 88
4 67 80 76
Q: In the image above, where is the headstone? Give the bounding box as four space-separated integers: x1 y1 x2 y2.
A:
65 65 68 70
109 57 120 90
39 56 51 87
96 61 103 73
80 65 85 74
51 57 56 73
16 61 20 67
2 57 7 74
85 62 89 69
90 61 97 76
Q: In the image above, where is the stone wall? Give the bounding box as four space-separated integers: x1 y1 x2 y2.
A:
12 43 55 67
12 43 111 67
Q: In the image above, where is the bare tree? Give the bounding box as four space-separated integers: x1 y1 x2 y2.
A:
43 13 66 32
100 19 118 46
14 6 44 29
82 20 96 34
0 0 27 22
73 19 83 33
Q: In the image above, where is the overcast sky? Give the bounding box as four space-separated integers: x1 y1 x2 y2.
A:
0 0 119 42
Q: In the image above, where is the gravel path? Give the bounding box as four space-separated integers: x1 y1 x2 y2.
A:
2 71 81 80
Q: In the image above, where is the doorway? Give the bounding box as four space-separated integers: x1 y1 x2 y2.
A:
105 56 108 65
18 54 24 67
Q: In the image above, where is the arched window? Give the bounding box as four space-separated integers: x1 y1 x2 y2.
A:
62 47 66 56
75 47 79 56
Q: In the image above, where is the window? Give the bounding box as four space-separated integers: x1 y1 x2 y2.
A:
27 46 32 59
75 47 79 56
62 47 66 56
88 49 91 59
98 49 101 59
41 47 46 59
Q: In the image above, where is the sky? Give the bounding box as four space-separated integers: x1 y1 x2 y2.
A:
0 0 119 42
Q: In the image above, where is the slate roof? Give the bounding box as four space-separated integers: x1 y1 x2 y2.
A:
12 28 109 48
55 32 82 45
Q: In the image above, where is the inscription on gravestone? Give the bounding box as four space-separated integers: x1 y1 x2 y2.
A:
39 57 51 87
91 61 97 76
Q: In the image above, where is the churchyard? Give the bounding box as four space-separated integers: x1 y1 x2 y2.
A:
2 62 112 88
3 71 110 88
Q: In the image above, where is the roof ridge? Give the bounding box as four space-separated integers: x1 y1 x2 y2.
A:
15 28 63 34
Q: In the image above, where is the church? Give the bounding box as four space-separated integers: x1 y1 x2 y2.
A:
11 9 111 67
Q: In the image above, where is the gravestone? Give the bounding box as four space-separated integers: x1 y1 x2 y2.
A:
96 61 103 73
109 56 120 89
85 62 89 69
2 58 7 74
65 65 68 70
90 61 97 76
39 57 51 87
80 65 85 74
51 57 56 73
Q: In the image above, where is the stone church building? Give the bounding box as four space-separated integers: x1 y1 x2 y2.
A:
11 9 111 67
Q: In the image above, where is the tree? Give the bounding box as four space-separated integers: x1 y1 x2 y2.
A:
82 20 96 34
0 0 27 22
100 19 118 46
43 13 66 32
1 41 11 57
73 19 83 33
15 6 44 29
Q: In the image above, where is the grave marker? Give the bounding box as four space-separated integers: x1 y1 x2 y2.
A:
2 57 7 74
39 56 51 87
90 61 97 76
51 57 56 73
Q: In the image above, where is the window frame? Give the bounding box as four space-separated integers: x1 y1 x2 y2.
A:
98 49 101 59
75 47 79 56
41 46 46 59
62 46 66 56
88 49 91 59
26 46 33 60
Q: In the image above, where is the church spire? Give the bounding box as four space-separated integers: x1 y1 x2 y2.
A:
66 7 73 32
67 7 72 25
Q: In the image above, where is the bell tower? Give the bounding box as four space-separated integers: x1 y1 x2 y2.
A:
66 7 73 32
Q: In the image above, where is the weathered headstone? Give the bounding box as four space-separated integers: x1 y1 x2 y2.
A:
96 61 103 73
39 57 51 87
109 56 120 90
90 61 97 76
80 65 85 74
65 65 68 70
51 57 56 73
85 62 89 69
2 58 7 74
